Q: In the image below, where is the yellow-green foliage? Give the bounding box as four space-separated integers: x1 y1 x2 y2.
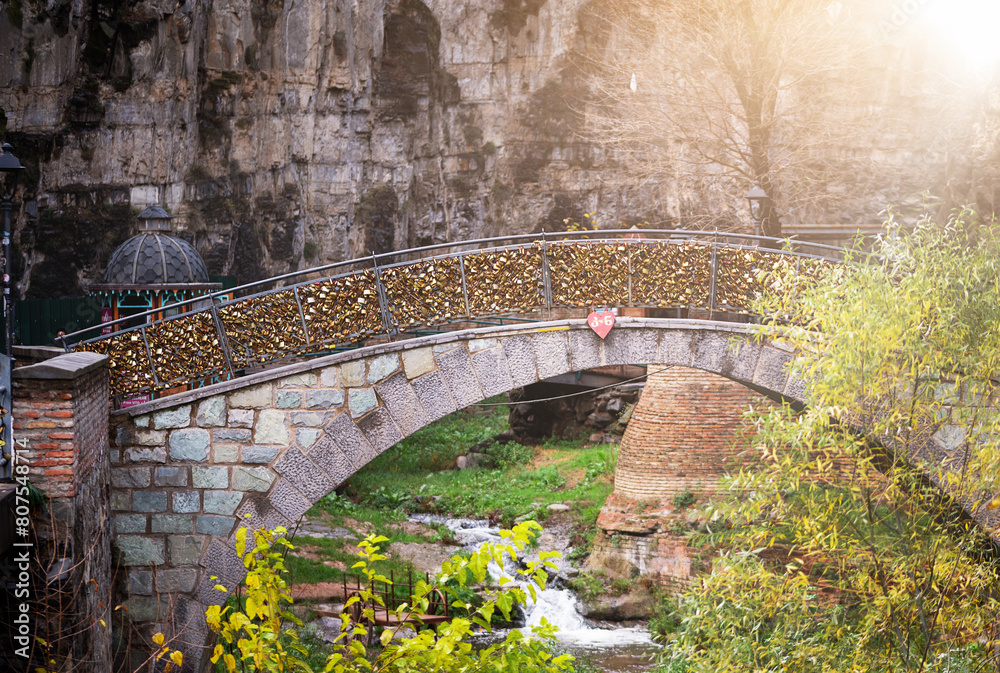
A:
659 208 1000 672
208 526 308 672
208 521 574 673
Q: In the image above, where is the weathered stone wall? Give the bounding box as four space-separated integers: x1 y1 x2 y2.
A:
1 0 652 298
11 351 111 673
587 504 700 595
5 0 995 299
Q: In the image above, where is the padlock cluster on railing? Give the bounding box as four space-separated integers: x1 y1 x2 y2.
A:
68 232 841 402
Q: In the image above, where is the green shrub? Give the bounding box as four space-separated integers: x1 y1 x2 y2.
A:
208 522 573 673
671 489 696 509
567 572 605 601
481 441 534 469
314 491 358 515
369 485 412 511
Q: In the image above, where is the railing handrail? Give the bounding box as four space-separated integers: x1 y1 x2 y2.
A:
58 229 850 347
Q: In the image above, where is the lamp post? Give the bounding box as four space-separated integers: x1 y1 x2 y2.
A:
746 185 768 239
0 143 24 479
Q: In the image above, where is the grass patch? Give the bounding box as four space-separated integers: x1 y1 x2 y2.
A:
341 442 615 527
567 570 635 601
362 402 509 474
301 400 616 570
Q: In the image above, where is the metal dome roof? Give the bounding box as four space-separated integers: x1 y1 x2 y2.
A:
103 233 210 285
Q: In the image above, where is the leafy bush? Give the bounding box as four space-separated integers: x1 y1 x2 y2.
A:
368 485 412 511
567 572 605 601
481 441 534 469
314 491 358 515
208 522 574 673
208 526 309 672
670 489 696 509
659 209 1000 672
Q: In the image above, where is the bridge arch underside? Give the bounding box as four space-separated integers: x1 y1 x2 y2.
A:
105 317 976 669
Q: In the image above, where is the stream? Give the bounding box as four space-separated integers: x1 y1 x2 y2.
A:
409 514 660 672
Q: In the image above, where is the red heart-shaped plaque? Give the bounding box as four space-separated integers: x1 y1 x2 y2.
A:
587 310 616 339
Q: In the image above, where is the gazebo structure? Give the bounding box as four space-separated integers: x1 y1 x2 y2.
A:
91 205 220 403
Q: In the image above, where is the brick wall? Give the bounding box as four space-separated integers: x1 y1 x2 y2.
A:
613 365 776 501
8 352 112 673
589 365 778 592
14 378 79 497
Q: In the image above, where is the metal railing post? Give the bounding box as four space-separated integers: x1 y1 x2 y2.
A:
540 231 552 318
371 253 395 335
139 326 161 389
627 241 633 306
210 302 236 381
708 241 719 320
292 286 312 346
458 254 471 318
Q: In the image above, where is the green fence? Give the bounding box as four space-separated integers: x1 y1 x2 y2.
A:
16 297 103 348
15 277 237 349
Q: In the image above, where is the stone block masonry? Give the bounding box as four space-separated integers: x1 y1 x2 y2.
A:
10 350 112 673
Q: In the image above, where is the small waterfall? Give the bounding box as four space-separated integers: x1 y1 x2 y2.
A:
409 514 656 650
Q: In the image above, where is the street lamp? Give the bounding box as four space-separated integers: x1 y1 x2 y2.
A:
0 143 24 479
746 185 768 238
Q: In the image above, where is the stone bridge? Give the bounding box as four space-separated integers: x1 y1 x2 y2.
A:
34 233 990 672
18 314 992 672
27 231 842 670
100 318 802 663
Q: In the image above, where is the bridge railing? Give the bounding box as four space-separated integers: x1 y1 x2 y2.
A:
60 230 846 403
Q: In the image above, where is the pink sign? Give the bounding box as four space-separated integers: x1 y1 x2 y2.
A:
121 395 150 408
101 307 113 335
587 310 616 339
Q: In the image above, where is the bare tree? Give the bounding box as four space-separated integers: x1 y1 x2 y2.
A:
582 0 926 235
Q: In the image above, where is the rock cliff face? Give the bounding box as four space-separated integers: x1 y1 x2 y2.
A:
2 0 1000 298
2 0 650 297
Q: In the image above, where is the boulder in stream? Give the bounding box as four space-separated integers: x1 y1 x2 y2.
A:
576 586 656 621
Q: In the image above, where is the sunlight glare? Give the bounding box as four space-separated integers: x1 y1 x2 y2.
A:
921 0 1000 70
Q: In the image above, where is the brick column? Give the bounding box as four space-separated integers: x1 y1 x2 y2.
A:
588 365 777 591
10 351 111 673
614 366 773 501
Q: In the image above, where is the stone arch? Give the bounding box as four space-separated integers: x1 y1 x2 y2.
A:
109 318 802 669
228 319 801 546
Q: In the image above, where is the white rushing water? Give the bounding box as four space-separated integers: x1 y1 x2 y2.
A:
408 514 656 650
